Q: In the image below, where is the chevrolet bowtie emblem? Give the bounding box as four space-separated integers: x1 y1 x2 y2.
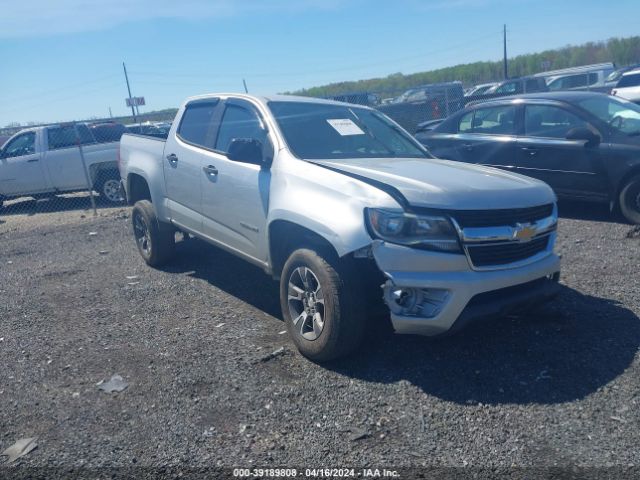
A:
513 223 537 242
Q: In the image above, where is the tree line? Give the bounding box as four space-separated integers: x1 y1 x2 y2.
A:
291 36 640 99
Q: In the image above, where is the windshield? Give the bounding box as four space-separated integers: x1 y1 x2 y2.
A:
268 101 429 160
577 96 640 135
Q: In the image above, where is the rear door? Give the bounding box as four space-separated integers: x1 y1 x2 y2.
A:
424 104 518 168
516 103 607 200
163 99 222 232
433 104 519 169
0 131 47 195
199 98 273 263
44 125 96 190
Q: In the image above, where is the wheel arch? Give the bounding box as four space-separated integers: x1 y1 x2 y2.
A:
127 173 152 205
268 219 342 279
616 166 640 200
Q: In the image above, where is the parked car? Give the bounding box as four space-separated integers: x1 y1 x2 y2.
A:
611 68 640 103
546 71 611 92
604 64 640 90
0 123 123 209
485 76 549 95
535 62 615 93
88 121 126 143
464 82 498 98
418 92 640 223
466 76 549 106
119 93 561 361
378 81 465 133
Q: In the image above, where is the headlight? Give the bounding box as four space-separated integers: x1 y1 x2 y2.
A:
366 208 461 252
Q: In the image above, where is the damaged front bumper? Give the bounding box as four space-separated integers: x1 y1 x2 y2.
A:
371 240 561 336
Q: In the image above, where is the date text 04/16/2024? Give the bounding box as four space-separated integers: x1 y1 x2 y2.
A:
232 468 400 478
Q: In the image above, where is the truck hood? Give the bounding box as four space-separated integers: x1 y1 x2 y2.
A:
312 157 555 210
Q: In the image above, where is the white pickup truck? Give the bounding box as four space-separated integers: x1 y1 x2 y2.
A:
119 93 561 361
0 124 122 209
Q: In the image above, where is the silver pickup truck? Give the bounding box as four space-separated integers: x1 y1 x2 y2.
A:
119 94 561 361
0 123 122 208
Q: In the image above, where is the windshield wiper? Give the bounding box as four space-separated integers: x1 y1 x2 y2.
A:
627 130 640 136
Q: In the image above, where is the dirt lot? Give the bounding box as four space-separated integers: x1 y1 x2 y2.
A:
0 199 639 478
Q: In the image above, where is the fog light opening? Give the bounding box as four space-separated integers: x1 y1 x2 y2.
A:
384 284 450 318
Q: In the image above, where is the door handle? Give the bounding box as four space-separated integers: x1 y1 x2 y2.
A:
463 143 474 151
27 158 39 163
166 153 179 165
521 147 538 156
203 165 218 176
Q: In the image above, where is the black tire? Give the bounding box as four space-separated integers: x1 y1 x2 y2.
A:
131 200 175 267
279 248 365 362
96 174 124 205
619 175 640 224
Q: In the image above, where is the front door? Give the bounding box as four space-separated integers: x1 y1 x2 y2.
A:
0 131 46 196
517 104 607 200
200 98 272 263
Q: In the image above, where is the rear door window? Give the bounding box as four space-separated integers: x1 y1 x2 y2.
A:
177 99 220 149
469 105 516 135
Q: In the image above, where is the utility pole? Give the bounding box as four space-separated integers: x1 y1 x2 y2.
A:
503 24 508 80
243 78 249 93
122 62 138 123
108 106 113 118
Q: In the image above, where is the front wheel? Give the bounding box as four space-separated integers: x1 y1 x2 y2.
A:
280 249 365 362
619 175 640 224
131 200 175 267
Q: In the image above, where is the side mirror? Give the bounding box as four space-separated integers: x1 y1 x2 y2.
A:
227 138 266 166
566 127 600 147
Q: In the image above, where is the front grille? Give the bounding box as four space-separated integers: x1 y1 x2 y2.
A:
467 235 549 267
452 204 554 228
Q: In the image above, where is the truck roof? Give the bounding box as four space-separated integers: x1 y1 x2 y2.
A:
183 93 370 109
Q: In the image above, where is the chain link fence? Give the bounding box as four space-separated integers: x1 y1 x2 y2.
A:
0 61 628 224
0 113 174 222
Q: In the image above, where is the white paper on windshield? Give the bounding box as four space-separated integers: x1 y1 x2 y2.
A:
326 118 365 136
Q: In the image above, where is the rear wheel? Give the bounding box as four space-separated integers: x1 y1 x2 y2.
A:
280 248 365 362
619 175 640 224
96 174 123 204
131 200 175 267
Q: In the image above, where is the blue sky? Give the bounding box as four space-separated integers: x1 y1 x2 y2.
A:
0 0 638 126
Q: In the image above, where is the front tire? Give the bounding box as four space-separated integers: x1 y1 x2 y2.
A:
131 200 175 267
280 249 365 362
619 175 640 224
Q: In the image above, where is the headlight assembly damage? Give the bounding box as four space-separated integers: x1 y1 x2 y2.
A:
365 208 461 252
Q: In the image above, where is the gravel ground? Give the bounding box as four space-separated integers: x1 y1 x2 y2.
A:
0 201 639 478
